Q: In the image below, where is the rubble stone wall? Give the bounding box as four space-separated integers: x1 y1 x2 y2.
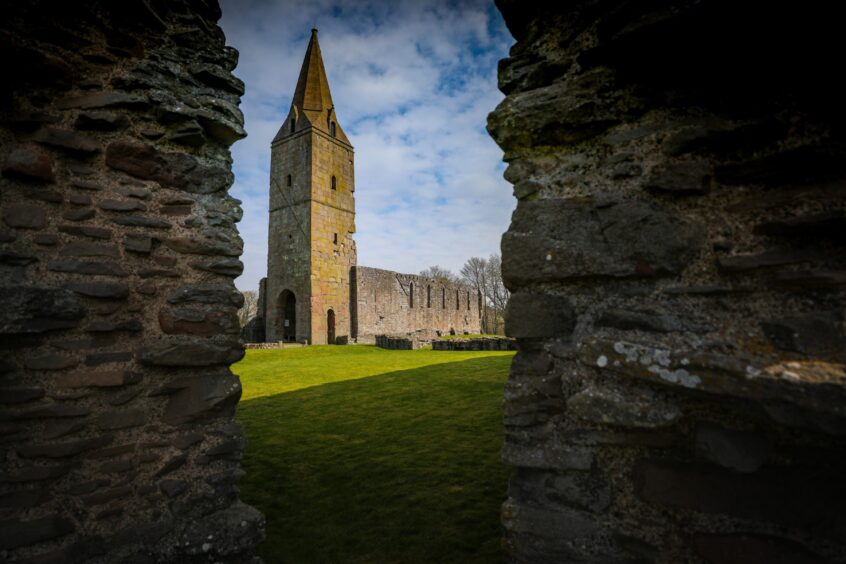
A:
431 337 516 352
374 335 420 350
353 266 482 343
1 2 264 562
490 1 846 562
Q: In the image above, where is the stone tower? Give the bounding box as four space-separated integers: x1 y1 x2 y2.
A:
266 29 356 345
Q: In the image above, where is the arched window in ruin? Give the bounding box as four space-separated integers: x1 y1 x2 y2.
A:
330 121 336 137
327 309 335 344
478 291 483 318
456 289 460 310
427 285 431 308
333 233 338 245
286 174 292 187
409 282 414 308
331 175 337 190
442 287 446 308
290 119 295 134
277 289 296 343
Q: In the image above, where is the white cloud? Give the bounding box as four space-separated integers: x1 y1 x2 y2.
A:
219 0 515 291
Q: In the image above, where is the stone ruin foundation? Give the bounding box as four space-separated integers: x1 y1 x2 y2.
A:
491 1 846 562
431 337 517 352
1 2 263 562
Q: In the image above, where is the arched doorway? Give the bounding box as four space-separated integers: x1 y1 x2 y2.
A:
277 290 296 342
327 309 335 344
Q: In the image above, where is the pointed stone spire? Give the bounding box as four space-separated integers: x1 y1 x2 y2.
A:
292 28 333 113
274 29 350 145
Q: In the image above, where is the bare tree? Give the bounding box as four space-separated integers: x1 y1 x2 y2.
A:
238 290 258 328
485 254 509 334
419 265 458 283
459 254 509 334
460 256 490 332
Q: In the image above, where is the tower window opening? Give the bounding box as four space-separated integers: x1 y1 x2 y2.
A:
330 121 336 137
333 233 338 245
286 174 292 187
427 285 431 308
442 288 446 309
467 291 470 310
409 282 414 308
456 289 460 310
290 119 295 134
331 175 337 190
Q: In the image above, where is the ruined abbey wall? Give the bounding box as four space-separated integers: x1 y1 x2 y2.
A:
491 1 846 562
353 266 481 343
1 2 263 561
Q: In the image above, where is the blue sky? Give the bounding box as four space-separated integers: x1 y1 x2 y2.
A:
219 0 515 292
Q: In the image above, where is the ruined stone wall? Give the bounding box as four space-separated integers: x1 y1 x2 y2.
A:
431 337 516 352
353 266 481 344
1 2 264 562
374 335 420 350
491 1 846 562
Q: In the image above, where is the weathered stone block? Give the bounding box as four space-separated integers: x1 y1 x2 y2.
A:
59 224 112 239
65 282 129 299
164 234 242 256
98 198 147 212
160 370 243 425
695 422 771 472
633 458 846 540
167 284 244 307
0 287 85 334
111 215 172 229
2 146 55 181
0 515 74 550
62 242 120 257
567 383 682 428
138 339 244 367
48 260 128 277
75 110 130 131
54 370 140 388
502 199 704 285
3 203 47 229
105 141 233 194
33 127 100 154
57 91 147 109
505 291 575 339
643 160 712 194
597 308 712 333
24 354 78 370
17 435 111 458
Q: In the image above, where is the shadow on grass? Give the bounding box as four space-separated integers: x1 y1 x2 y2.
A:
237 355 512 564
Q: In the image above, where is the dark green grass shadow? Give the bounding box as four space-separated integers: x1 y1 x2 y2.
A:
237 355 512 564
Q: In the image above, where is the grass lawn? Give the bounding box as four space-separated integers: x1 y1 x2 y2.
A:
233 345 515 563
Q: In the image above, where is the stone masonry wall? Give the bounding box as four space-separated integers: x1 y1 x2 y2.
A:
431 337 516 352
1 2 264 562
491 2 846 562
266 131 312 343
353 266 481 344
309 130 356 345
